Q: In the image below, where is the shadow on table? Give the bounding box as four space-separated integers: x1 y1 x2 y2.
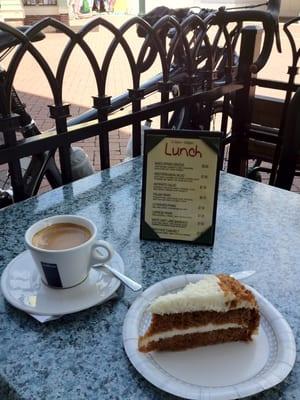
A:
0 377 22 400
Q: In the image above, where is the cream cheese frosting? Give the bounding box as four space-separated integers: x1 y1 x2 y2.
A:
150 275 254 314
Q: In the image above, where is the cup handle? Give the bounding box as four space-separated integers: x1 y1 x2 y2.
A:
91 240 114 264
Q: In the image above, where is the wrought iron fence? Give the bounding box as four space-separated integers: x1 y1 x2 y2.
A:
0 9 277 201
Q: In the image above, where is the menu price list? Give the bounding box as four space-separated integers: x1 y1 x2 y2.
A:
141 132 221 244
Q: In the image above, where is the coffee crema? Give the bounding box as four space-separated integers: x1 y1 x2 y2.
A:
32 222 92 250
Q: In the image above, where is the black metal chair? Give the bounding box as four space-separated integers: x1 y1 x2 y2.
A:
274 88 300 190
245 17 300 188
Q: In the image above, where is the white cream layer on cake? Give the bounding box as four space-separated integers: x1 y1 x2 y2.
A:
150 275 254 314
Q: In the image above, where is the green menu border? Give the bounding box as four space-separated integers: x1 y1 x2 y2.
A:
140 129 223 246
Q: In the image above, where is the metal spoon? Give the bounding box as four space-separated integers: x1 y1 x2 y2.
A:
93 263 142 292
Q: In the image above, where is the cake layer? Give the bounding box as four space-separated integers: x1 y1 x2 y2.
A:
139 323 244 349
144 308 259 335
150 275 257 314
139 328 254 352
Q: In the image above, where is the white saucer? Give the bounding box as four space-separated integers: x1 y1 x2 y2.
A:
1 250 124 316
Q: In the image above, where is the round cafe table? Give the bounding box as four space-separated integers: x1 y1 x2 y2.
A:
0 157 299 400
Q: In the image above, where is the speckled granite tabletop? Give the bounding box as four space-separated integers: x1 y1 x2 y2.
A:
0 157 299 400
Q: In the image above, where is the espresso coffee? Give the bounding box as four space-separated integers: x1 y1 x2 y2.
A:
32 223 92 250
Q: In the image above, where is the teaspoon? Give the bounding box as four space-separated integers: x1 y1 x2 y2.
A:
93 263 142 292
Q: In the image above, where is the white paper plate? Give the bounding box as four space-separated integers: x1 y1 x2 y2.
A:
1 250 124 316
123 274 296 400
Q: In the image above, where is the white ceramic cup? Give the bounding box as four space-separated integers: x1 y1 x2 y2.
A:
25 215 113 289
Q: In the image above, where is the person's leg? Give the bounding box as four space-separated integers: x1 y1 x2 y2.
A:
74 0 81 16
109 0 116 12
100 0 106 12
92 0 98 11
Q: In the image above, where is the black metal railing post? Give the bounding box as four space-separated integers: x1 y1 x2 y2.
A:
227 26 262 176
0 114 25 201
48 103 72 184
128 88 144 157
93 95 111 170
158 81 173 128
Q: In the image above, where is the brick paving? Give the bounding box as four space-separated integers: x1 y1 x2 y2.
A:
0 15 299 194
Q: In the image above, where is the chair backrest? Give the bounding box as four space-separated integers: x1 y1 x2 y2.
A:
275 88 300 190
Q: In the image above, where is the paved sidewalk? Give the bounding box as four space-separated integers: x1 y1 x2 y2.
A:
1 15 299 194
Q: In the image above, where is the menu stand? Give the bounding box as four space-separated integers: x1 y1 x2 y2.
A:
140 129 222 245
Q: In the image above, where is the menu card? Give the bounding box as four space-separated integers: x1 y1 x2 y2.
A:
140 129 222 245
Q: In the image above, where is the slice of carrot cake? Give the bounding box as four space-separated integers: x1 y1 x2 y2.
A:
139 274 259 352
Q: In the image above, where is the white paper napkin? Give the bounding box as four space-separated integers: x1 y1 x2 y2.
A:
30 314 62 323
28 292 120 323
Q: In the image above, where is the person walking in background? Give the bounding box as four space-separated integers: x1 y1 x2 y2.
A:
74 0 81 17
108 0 116 13
80 0 91 14
98 0 106 12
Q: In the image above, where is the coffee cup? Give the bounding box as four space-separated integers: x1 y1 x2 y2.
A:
25 215 113 289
